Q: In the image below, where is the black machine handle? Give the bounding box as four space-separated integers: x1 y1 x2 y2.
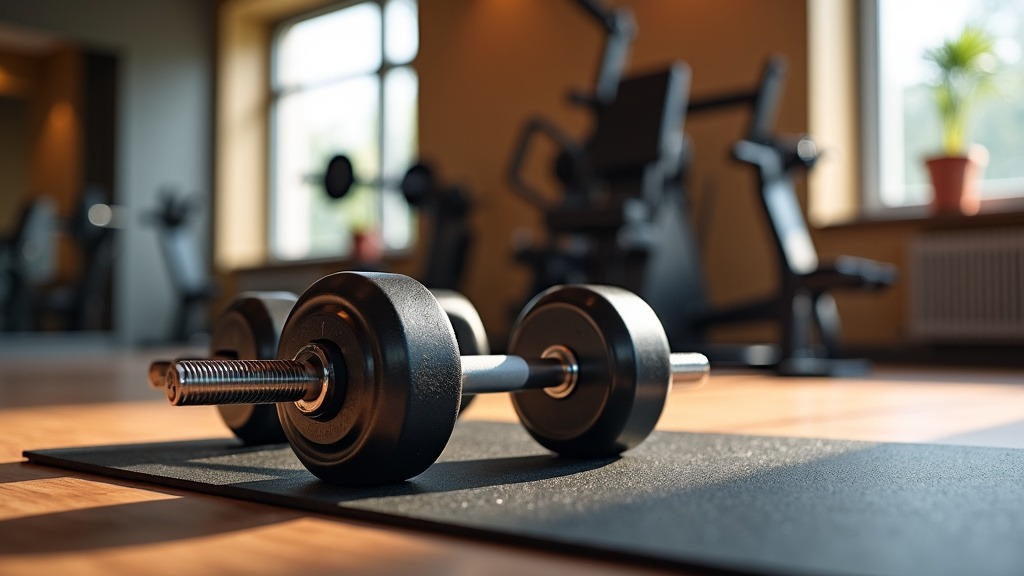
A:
507 116 587 212
574 0 636 106
748 56 787 142
574 0 618 30
562 0 635 109
686 56 816 171
686 55 788 143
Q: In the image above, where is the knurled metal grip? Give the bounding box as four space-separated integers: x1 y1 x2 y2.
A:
165 344 335 416
165 359 319 406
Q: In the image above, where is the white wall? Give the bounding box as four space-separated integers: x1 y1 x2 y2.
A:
0 0 214 343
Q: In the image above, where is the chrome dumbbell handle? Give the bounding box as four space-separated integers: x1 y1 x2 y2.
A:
153 349 709 407
460 351 708 398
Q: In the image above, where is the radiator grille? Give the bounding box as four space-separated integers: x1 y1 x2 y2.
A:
909 227 1024 342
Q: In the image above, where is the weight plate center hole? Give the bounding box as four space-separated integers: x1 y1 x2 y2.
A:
293 343 335 416
541 345 579 399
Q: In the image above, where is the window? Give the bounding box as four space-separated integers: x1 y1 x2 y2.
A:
862 0 1024 213
270 0 418 261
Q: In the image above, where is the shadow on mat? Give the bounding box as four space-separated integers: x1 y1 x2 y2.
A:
280 454 621 502
26 425 621 499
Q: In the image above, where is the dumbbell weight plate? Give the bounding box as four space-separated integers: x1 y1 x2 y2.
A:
214 288 479 446
276 272 462 485
508 285 671 458
400 162 434 207
431 288 488 414
324 155 355 199
211 292 298 445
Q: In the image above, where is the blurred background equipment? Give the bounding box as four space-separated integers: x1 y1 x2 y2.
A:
323 153 474 291
0 188 119 333
507 0 698 328
508 62 693 321
0 195 58 331
671 57 898 375
35 184 119 331
142 187 216 343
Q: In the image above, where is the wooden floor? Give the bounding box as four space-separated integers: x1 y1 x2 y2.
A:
1 345 1023 575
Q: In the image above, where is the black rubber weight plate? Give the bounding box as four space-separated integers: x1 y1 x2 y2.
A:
275 272 462 485
431 288 489 415
508 285 670 457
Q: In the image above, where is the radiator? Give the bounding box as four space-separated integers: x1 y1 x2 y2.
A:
909 227 1024 342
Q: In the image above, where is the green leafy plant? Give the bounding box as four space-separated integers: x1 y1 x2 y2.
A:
923 25 999 155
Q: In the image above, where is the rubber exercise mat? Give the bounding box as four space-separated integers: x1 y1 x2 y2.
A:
25 421 1024 576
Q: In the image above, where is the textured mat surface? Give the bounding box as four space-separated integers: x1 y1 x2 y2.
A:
25 421 1024 576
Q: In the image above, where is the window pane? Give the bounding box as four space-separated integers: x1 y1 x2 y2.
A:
381 66 418 250
876 0 1024 207
275 2 382 89
385 0 418 64
272 77 380 260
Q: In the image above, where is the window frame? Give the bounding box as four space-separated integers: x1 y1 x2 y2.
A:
266 0 416 262
859 0 1024 219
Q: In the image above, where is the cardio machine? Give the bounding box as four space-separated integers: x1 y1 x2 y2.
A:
672 56 897 376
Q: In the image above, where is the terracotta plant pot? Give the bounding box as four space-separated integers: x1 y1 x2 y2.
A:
924 146 988 216
351 229 384 265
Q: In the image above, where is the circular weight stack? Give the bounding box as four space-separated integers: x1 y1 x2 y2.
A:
276 272 462 485
431 288 489 415
211 292 298 445
508 284 671 458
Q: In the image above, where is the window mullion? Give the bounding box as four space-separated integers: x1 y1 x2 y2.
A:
860 0 884 214
377 0 388 229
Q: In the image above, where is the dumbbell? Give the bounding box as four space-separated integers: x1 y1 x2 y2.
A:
150 287 489 445
323 154 433 207
324 154 471 221
150 272 708 486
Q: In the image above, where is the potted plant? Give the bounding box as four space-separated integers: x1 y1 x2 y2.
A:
923 24 999 215
345 188 383 266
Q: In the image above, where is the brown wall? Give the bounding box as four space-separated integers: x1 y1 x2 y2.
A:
418 0 811 343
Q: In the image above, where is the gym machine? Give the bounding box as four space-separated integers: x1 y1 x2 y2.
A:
508 60 697 323
142 188 217 342
38 185 118 331
0 197 57 331
1 189 119 332
323 154 473 291
149 271 708 486
671 56 897 376
507 0 635 292
507 1 710 336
